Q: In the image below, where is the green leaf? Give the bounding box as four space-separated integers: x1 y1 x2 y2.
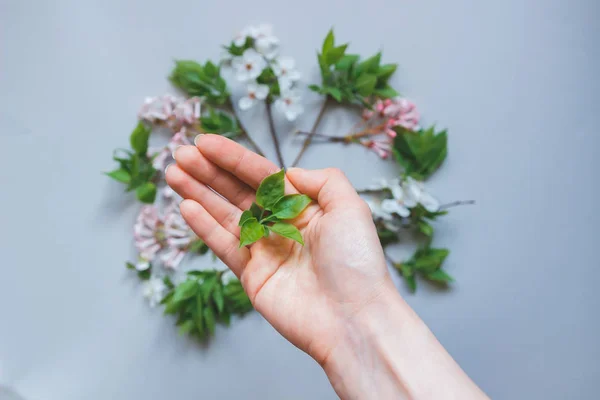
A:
263 226 270 238
255 169 285 209
418 220 433 237
163 276 175 289
204 61 218 77
393 126 448 180
178 320 195 336
219 309 231 326
324 87 343 102
125 262 135 270
203 306 216 335
137 269 151 280
172 279 200 303
404 274 417 293
414 248 449 273
425 269 454 283
194 294 205 336
239 218 266 247
212 284 225 313
355 73 377 96
271 194 312 220
239 210 254 226
325 44 348 65
135 182 157 203
188 239 209 254
105 168 131 184
249 202 263 220
308 84 322 93
322 29 335 55
374 86 399 99
130 122 151 155
356 52 381 75
201 275 218 303
269 222 304 245
335 54 360 70
376 63 397 81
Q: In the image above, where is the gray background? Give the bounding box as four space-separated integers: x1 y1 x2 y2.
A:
1 0 598 399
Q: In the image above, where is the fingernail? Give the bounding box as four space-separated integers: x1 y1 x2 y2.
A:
165 163 173 175
194 134 204 146
171 145 182 160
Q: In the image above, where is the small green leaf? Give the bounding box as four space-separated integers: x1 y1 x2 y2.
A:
188 239 209 254
204 61 218 77
212 284 225 313
263 226 270 238
324 87 343 102
322 29 335 55
255 169 285 209
239 210 254 226
325 44 348 65
355 73 377 96
130 122 151 155
105 168 131 184
272 194 312 220
135 182 157 203
374 86 399 99
335 54 360 70
376 64 397 81
418 221 433 237
178 320 195 336
125 262 135 270
219 309 231 326
250 202 263 219
404 274 417 293
357 52 381 75
308 84 322 93
172 279 200 303
269 222 304 245
203 306 216 335
201 275 218 303
163 276 175 289
239 218 266 247
137 269 151 280
425 269 454 283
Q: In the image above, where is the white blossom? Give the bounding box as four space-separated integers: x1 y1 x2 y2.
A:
403 177 440 212
274 89 304 121
239 83 269 110
272 57 301 90
252 24 279 59
142 277 167 307
232 49 267 82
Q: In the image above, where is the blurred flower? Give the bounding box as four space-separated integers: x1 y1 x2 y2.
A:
252 24 279 59
363 136 392 159
142 277 167 307
149 127 193 171
272 57 301 90
239 83 269 110
139 95 201 131
134 206 165 263
403 177 439 212
160 202 198 270
274 89 303 121
233 49 267 82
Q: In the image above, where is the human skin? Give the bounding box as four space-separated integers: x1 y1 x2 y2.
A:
166 134 488 400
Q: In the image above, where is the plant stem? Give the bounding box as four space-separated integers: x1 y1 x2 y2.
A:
265 101 286 168
439 200 476 210
384 251 398 267
291 97 330 167
224 99 266 157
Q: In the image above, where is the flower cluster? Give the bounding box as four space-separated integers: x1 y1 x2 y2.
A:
365 176 439 231
225 24 303 121
133 190 201 275
138 95 201 131
360 98 420 159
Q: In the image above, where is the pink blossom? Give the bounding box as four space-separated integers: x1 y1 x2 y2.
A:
148 127 193 171
363 136 392 159
160 202 199 270
364 98 420 132
138 95 201 131
134 206 165 261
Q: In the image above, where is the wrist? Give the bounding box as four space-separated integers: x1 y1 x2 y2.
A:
321 280 487 400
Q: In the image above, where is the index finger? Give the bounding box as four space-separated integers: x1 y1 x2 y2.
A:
195 134 300 194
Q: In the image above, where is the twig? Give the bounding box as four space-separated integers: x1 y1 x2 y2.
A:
224 99 266 157
291 97 330 167
439 200 476 210
266 101 285 168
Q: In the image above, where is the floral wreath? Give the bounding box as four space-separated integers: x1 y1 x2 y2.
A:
106 24 472 340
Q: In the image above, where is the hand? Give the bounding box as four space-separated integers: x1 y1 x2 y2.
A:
167 134 393 365
167 135 488 399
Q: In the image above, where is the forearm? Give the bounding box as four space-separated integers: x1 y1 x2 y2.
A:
322 281 488 400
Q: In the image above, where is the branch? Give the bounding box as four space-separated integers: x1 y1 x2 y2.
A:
224 99 266 157
266 101 286 168
291 97 330 167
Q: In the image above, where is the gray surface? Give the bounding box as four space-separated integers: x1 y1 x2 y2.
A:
1 0 598 399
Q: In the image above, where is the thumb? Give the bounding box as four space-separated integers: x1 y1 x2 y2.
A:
286 167 362 212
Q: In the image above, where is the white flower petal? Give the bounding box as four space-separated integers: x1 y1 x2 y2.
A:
135 260 150 271
254 84 269 100
239 96 255 110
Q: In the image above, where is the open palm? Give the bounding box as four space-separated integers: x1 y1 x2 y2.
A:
167 135 392 364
